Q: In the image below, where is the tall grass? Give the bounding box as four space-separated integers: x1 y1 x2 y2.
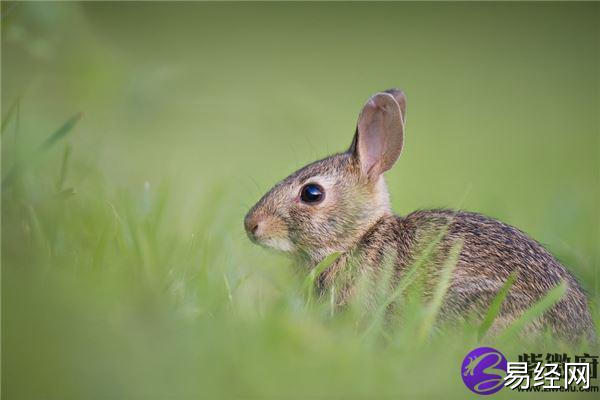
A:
2 110 596 399
2 2 598 398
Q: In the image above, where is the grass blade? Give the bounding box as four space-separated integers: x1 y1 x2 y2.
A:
27 205 50 257
55 144 72 191
417 238 464 344
498 280 568 342
1 96 20 136
360 252 400 338
2 113 82 190
478 270 519 340
362 223 454 339
39 112 82 150
303 252 340 307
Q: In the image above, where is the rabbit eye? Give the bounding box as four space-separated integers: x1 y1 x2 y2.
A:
300 183 324 204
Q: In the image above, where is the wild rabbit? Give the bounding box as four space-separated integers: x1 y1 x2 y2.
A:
244 89 595 343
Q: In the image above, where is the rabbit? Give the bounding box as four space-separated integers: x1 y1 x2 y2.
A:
244 89 596 343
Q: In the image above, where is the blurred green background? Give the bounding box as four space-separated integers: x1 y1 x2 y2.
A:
2 2 599 399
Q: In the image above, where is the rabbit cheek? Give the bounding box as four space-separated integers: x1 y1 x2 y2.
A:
288 202 342 253
287 207 321 249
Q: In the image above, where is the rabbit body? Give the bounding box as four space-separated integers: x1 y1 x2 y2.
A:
245 89 595 342
320 207 595 342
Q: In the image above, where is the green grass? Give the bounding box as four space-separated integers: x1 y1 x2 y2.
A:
2 111 596 399
2 2 599 399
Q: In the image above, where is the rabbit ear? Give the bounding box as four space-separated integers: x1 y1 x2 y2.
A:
349 89 406 179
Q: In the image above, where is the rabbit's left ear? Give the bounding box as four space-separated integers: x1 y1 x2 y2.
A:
349 89 406 179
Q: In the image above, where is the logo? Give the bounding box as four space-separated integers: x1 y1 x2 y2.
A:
461 347 507 395
461 349 599 394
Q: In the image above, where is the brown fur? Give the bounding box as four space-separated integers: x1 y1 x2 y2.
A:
244 89 596 343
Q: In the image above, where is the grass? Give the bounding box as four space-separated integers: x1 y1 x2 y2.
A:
1 113 595 399
2 2 599 399
478 270 519 341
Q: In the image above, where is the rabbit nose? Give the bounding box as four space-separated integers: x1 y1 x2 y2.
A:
244 214 260 238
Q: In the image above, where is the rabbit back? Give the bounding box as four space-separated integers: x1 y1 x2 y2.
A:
320 209 596 343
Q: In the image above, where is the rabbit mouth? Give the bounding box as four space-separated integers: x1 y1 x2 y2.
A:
257 236 295 253
245 209 294 252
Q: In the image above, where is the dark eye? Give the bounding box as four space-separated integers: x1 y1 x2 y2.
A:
300 183 324 204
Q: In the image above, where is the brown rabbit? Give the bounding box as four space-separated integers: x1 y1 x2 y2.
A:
244 89 595 343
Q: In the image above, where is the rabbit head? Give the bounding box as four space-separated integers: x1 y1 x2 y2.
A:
245 89 406 264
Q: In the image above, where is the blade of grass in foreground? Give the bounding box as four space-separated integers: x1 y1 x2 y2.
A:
478 270 519 341
1 96 20 136
498 280 567 342
362 221 454 339
2 112 82 190
303 252 340 308
27 204 50 257
417 238 464 344
55 144 72 191
39 112 82 150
